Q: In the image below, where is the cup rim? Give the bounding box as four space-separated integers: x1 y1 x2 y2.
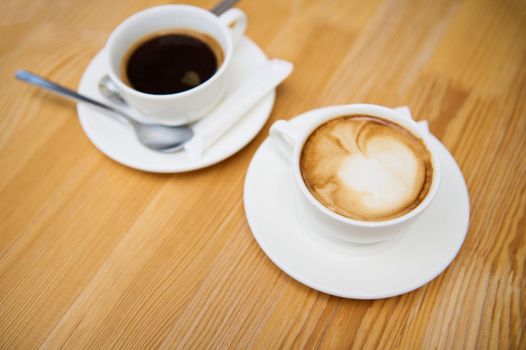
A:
105 4 233 100
292 104 442 228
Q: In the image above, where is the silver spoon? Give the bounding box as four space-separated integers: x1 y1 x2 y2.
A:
99 75 126 105
15 70 193 153
210 0 240 15
99 0 240 105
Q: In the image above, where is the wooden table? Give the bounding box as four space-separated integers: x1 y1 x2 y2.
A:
1 0 525 348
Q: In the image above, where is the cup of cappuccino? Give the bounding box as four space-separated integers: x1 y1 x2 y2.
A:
270 104 441 243
105 5 247 125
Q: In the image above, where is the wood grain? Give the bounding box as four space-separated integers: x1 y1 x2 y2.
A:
1 0 525 348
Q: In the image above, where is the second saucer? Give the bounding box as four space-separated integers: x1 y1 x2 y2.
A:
243 107 470 299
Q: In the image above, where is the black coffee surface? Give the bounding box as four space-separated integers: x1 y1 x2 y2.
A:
124 31 221 94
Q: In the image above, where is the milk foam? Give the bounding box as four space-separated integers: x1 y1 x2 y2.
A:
300 116 433 221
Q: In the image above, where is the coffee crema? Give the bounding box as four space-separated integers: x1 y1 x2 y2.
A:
121 29 224 95
300 115 433 221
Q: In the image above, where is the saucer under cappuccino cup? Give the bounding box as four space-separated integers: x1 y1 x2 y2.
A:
106 5 247 126
270 104 441 244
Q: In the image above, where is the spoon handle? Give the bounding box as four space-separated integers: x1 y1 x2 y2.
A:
210 0 240 15
15 70 130 123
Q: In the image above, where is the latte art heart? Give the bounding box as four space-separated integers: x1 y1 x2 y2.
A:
300 115 433 221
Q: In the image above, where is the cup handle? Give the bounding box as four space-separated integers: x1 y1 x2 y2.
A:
393 106 430 133
219 8 247 48
269 120 301 160
393 106 412 119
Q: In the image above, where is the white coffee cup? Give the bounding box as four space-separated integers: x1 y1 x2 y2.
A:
270 104 442 244
106 5 247 126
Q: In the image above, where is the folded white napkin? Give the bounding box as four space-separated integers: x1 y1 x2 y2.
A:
184 59 293 158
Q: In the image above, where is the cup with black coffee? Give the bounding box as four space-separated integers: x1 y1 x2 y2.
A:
106 5 247 125
270 104 441 243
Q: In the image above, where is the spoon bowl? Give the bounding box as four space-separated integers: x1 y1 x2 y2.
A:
15 70 194 153
133 122 193 152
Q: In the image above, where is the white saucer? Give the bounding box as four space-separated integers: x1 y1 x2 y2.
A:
243 110 470 299
77 36 275 173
